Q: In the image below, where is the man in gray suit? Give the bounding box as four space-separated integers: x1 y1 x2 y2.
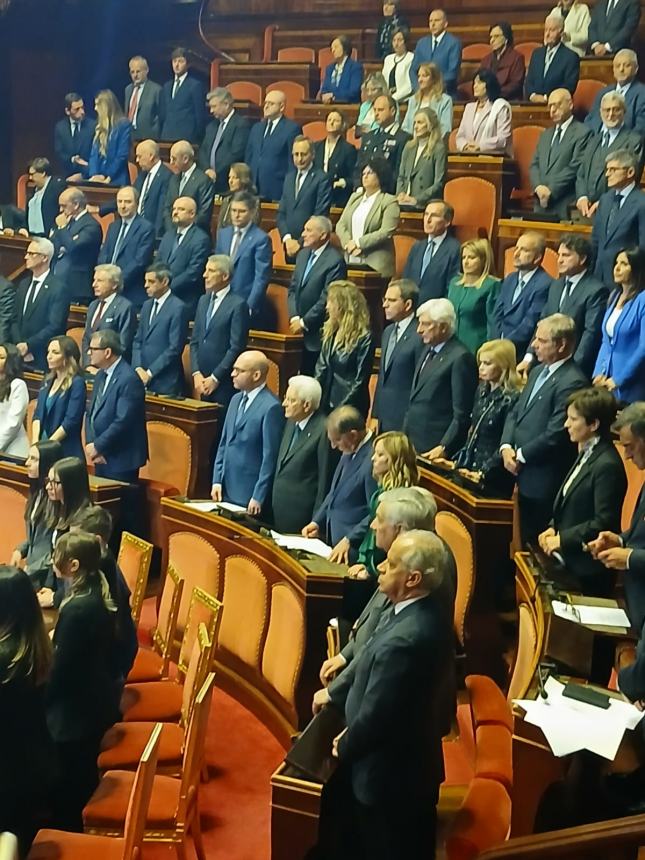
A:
529 88 592 219
125 55 162 140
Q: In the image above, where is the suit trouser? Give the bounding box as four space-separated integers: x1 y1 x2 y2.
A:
518 492 556 548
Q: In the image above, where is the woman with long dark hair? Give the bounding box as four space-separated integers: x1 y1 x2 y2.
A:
0 342 29 457
32 335 86 459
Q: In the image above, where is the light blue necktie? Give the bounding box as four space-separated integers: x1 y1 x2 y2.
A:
420 239 435 277
302 252 317 282
527 366 550 404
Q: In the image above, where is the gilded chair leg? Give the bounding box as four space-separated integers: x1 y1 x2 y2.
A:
192 812 206 860
174 840 187 860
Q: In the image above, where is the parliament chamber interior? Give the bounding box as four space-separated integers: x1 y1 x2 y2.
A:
2 0 645 856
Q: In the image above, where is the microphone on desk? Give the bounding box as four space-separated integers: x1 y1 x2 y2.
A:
536 661 557 700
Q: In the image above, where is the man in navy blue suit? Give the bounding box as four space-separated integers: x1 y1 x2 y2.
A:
409 9 462 95
592 148 645 285
302 405 377 564
132 262 190 397
134 140 173 237
586 50 645 137
277 136 332 261
53 92 96 177
525 17 580 103
214 191 272 323
82 264 137 368
402 200 460 303
373 279 424 432
97 186 155 308
492 231 552 360
164 140 214 234
51 187 102 305
85 328 148 484
190 254 249 408
211 350 284 516
160 47 206 143
198 87 251 197
245 89 301 202
157 196 211 318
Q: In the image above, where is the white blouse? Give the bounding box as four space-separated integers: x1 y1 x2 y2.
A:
0 378 29 457
349 192 380 264
605 303 623 339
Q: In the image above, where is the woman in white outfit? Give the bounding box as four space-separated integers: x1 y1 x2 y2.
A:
0 343 29 457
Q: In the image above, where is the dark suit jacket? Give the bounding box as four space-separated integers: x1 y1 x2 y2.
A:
11 273 70 370
576 126 643 204
0 205 26 232
97 215 156 307
189 289 249 407
480 47 526 100
277 168 332 244
212 386 285 508
160 75 206 142
357 125 411 193
34 375 86 460
51 211 103 304
403 337 478 456
403 234 461 303
25 177 65 236
373 318 424 432
53 116 96 176
0 278 15 343
315 332 374 417
81 294 137 364
125 79 162 140
320 57 364 102
586 81 645 136
551 438 627 589
132 293 190 396
588 0 641 51
245 116 301 202
197 112 252 195
618 613 645 702
134 162 173 237
491 267 552 359
524 43 580 100
157 224 212 316
271 411 339 534
214 224 272 316
620 490 645 632
501 358 588 502
288 244 347 353
86 358 148 474
314 137 357 208
163 166 214 234
529 120 592 218
592 185 645 286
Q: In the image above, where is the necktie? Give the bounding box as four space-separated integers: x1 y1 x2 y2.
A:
209 121 226 169
602 130 611 148
544 46 556 73
234 393 249 430
607 191 623 233
417 346 435 379
169 230 183 261
128 85 141 122
111 220 127 263
420 239 435 277
370 604 396 639
432 36 438 53
285 424 302 457
527 365 551 404
230 228 242 260
551 125 562 148
139 172 152 214
332 64 341 86
149 299 160 324
207 292 218 325
24 279 40 313
172 76 181 99
178 171 188 194
512 274 525 305
607 0 616 15
383 322 400 370
295 171 305 197
71 122 78 140
92 300 106 330
302 252 317 282
264 121 273 139
559 277 572 309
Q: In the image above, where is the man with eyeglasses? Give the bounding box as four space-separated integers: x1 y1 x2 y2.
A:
244 89 301 202
18 157 65 237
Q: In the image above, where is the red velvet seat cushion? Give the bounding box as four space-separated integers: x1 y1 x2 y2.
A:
445 777 511 860
126 648 165 683
83 771 180 830
473 725 513 791
120 680 183 722
466 675 513 731
99 721 184 771
27 830 125 859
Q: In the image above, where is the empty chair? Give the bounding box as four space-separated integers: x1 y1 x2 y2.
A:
462 43 490 61
444 177 496 242
277 47 316 62
435 510 474 650
266 80 305 117
226 81 263 105
510 125 543 205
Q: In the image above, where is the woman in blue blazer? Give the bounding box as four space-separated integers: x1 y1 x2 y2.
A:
593 247 645 404
320 35 364 104
32 336 86 460
85 90 132 187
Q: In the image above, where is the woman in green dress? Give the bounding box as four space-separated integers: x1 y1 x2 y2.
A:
347 430 418 581
447 238 500 355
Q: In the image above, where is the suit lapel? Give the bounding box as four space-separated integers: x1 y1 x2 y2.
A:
233 387 262 434
362 192 383 234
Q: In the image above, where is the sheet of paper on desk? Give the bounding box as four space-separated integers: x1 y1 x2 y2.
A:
270 531 333 559
184 501 247 514
551 600 630 628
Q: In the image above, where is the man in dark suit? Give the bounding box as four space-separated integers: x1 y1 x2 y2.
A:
21 158 64 237
529 88 592 219
518 235 607 378
356 95 410 193
288 216 346 374
501 313 588 545
97 186 155 308
198 87 251 197
190 254 249 409
0 204 26 232
586 50 645 137
576 91 643 219
81 264 137 368
303 405 377 564
492 231 552 359
589 0 641 56
373 278 424 432
125 55 162 140
245 89 301 202
592 148 645 286
12 237 69 371
525 18 580 103
132 262 190 397
53 92 96 177
403 200 460 304
211 350 284 515
157 196 211 317
163 140 214 234
160 47 206 143
85 329 148 484
410 8 462 94
51 187 102 304
271 375 338 534
0 276 15 343
404 297 478 459
214 191 272 322
277 136 332 261
134 140 173 238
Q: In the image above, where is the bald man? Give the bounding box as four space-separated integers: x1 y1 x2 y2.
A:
133 140 173 235
245 89 301 202
163 139 214 234
51 186 102 304
212 350 285 515
157 195 211 316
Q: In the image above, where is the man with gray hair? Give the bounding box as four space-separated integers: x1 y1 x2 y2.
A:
586 50 645 136
164 140 214 234
198 87 251 195
134 140 173 236
51 186 102 304
125 55 162 139
525 17 580 103
244 88 301 202
82 264 137 369
404 297 477 460
271 374 338 533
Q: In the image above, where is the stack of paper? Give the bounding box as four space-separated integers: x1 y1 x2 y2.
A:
270 531 333 559
551 600 630 628
184 500 247 514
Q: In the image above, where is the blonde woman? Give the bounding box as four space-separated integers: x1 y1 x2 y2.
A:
315 280 374 416
447 239 500 354
402 62 453 138
86 90 132 186
32 336 86 460
550 0 591 57
396 107 447 209
348 431 419 579
356 72 390 134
